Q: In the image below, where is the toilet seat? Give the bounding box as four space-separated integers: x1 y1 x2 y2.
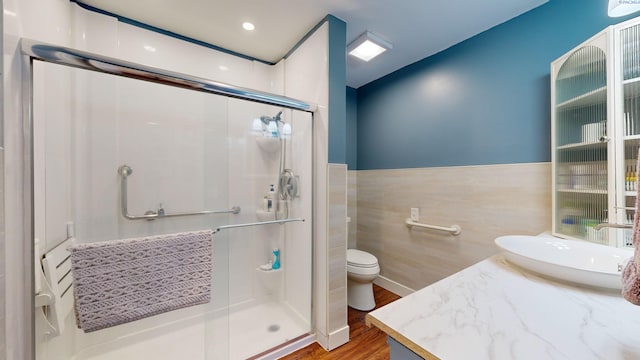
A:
347 249 378 268
347 263 380 275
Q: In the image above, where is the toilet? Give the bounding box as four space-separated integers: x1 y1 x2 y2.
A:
347 249 380 311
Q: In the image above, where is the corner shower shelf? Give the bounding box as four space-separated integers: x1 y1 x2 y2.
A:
256 136 281 152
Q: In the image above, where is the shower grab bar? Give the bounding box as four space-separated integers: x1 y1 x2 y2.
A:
405 218 462 235
119 164 241 220
213 218 305 233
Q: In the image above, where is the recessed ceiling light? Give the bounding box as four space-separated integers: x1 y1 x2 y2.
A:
242 22 255 31
347 31 392 62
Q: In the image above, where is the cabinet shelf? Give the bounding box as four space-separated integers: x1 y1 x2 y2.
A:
556 86 606 110
557 189 607 195
556 141 607 150
623 77 640 98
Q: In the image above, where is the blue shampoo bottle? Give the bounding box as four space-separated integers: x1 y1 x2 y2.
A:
272 248 281 270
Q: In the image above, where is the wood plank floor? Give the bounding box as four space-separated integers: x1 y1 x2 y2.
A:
280 285 401 360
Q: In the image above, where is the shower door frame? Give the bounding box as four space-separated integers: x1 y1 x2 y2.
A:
21 38 316 360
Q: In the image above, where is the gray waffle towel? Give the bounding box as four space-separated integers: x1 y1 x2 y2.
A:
69 230 213 332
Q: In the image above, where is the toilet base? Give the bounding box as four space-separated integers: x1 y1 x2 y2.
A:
347 279 375 311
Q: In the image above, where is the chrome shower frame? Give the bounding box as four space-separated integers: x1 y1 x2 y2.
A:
21 38 317 360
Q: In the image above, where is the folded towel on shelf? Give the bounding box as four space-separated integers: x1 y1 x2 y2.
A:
623 150 640 306
69 230 213 332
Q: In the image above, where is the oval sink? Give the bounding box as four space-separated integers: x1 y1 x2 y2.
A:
495 235 634 290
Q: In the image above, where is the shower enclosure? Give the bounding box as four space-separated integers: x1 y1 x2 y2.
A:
27 41 314 360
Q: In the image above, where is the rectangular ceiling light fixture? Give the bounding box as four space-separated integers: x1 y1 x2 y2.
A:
608 0 640 17
347 31 392 62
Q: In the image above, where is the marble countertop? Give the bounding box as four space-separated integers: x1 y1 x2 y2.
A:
366 254 640 360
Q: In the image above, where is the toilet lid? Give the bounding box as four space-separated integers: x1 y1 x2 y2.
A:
347 249 378 268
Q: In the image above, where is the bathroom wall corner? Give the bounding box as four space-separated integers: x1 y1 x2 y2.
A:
327 164 347 337
347 170 357 249
316 325 349 351
284 16 349 351
0 147 5 359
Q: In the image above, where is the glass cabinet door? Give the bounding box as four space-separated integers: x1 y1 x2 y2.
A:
619 22 640 247
553 44 610 244
552 17 640 248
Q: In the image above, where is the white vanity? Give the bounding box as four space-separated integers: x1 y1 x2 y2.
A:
366 252 640 360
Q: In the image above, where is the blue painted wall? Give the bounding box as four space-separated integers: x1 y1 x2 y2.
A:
356 0 636 170
327 16 347 165
346 86 358 169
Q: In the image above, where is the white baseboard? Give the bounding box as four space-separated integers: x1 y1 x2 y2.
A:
374 275 415 297
315 325 350 351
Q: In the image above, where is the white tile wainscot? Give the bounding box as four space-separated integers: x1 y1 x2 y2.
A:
366 255 640 360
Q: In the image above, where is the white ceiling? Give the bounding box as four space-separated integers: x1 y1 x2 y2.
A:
77 0 548 88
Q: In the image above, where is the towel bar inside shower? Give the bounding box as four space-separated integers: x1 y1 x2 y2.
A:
213 218 305 233
118 164 241 220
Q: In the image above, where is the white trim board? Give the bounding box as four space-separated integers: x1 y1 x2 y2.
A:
374 275 415 297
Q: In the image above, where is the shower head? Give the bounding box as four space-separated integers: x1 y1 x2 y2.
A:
260 111 284 125
259 115 272 125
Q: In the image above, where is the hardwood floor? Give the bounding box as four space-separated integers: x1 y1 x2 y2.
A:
280 285 401 360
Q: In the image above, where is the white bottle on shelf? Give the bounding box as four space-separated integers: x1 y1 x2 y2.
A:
265 184 275 212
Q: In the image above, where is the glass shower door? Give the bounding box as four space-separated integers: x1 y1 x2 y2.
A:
33 57 313 360
33 60 233 359
205 100 313 359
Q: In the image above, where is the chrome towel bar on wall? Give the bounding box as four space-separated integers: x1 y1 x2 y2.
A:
118 164 241 220
405 218 462 235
